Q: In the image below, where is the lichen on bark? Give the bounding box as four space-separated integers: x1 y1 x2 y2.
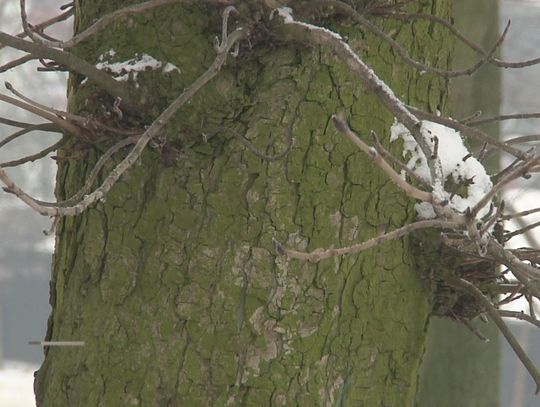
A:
35 1 452 405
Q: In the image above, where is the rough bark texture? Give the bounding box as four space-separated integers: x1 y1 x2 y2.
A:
417 1 501 405
35 1 451 405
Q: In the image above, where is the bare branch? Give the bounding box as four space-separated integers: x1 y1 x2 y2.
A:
504 134 540 146
0 138 65 168
0 7 73 52
274 219 458 262
505 220 540 242
0 54 37 73
0 123 60 149
4 81 94 127
305 0 508 78
0 23 248 216
481 134 540 162
0 92 82 137
448 277 540 394
370 130 431 189
0 31 136 108
503 206 540 221
20 0 234 49
488 240 540 300
33 135 140 207
408 106 530 161
469 155 540 219
467 112 540 127
0 116 46 129
271 8 441 184
378 11 540 69
332 115 432 201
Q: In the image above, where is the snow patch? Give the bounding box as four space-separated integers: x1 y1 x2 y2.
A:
96 50 181 84
391 120 493 219
0 360 38 407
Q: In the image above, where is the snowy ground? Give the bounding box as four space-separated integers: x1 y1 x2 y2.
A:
0 361 38 407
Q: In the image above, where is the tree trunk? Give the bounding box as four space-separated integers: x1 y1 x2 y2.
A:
35 1 451 405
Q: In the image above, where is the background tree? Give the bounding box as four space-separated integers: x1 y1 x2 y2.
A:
417 0 501 405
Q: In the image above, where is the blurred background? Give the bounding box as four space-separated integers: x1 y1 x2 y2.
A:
0 0 539 406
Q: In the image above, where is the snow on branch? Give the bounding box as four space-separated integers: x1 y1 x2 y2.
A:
269 4 540 392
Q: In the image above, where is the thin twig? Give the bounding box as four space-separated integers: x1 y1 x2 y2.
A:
448 277 540 394
0 123 60 149
0 54 37 73
408 106 530 161
503 206 540 221
0 23 247 216
0 31 136 108
467 112 540 127
480 201 504 237
370 130 431 189
492 154 526 184
274 219 458 262
272 8 440 184
0 7 73 52
305 0 509 78
505 220 540 242
0 93 82 137
332 115 432 201
1 138 65 168
460 110 483 124
469 155 540 219
458 316 490 342
378 11 540 69
20 0 233 49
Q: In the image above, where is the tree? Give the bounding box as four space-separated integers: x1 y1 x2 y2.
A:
1 1 539 405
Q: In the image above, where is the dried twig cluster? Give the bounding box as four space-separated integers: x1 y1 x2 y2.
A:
1 0 540 393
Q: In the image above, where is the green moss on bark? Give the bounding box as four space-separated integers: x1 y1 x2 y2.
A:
36 1 451 406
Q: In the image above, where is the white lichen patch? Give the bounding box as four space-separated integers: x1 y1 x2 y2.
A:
231 244 251 287
96 49 181 85
318 374 344 407
391 120 493 219
245 307 280 381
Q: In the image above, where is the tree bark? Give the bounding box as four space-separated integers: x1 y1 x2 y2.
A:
35 1 451 405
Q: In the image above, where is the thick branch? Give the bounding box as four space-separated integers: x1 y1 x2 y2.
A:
0 31 136 108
